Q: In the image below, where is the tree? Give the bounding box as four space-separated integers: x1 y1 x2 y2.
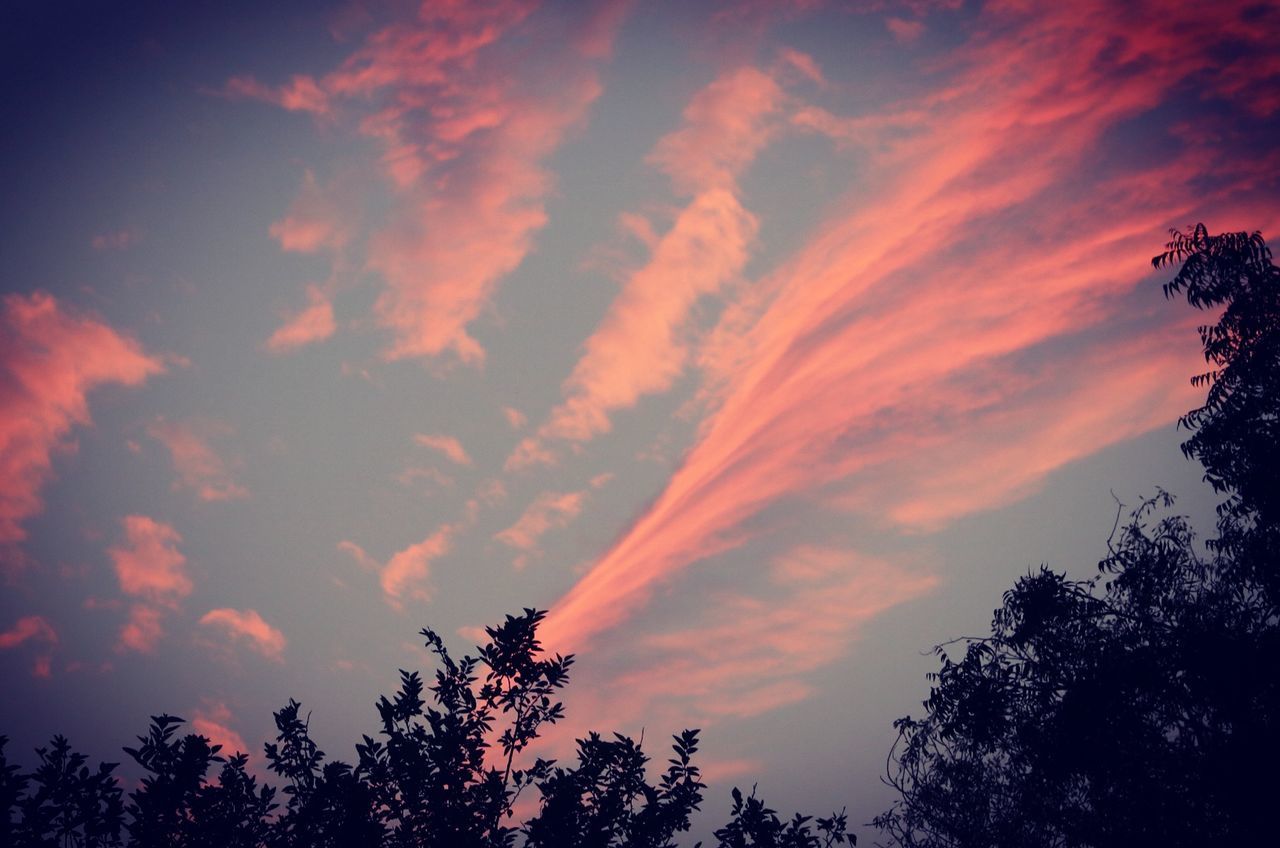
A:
875 226 1280 847
1153 224 1280 597
2 609 849 847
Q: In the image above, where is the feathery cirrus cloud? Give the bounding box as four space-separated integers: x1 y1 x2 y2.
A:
539 0 1280 655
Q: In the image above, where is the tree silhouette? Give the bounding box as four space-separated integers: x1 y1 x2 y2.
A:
1153 225 1280 598
875 225 1280 847
2 609 849 847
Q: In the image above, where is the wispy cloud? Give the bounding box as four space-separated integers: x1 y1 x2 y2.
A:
0 615 58 678
495 490 587 566
237 0 632 364
541 0 1280 654
414 433 472 466
267 285 336 353
198 608 287 661
191 701 251 758
109 516 192 653
508 64 784 468
340 523 456 608
90 228 142 251
0 293 163 546
146 417 249 502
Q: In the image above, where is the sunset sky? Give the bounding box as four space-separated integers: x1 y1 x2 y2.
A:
3 0 1278 834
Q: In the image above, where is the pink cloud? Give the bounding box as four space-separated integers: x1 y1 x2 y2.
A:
267 286 336 353
109 516 191 653
414 433 471 466
118 604 166 654
0 615 58 678
539 0 1280 655
502 406 527 430
192 701 251 757
537 547 934 760
239 0 630 365
0 292 164 545
146 418 249 502
198 608 287 661
509 65 782 468
495 490 587 562
223 74 330 115
340 523 455 607
110 515 191 603
886 17 925 42
268 171 349 253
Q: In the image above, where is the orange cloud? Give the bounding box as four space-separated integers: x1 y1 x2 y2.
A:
198 608 287 661
146 418 249 502
109 516 191 653
0 615 58 678
0 292 163 545
414 433 471 466
267 285 336 353
539 0 1280 655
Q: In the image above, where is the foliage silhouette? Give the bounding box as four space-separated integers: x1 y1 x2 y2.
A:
876 226 1280 847
2 609 849 847
1153 224 1280 598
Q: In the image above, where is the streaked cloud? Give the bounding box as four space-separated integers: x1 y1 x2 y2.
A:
146 418 249 502
0 293 164 546
541 0 1280 654
509 64 783 468
198 608 287 661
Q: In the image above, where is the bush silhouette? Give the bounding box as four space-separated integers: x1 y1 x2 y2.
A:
875 226 1280 847
2 609 849 847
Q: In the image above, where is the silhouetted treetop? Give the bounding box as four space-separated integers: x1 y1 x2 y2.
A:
1153 224 1279 591
876 225 1280 847
2 608 849 847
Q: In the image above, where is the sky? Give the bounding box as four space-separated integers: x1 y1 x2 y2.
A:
2 0 1278 837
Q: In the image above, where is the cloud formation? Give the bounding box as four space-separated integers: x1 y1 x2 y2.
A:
0 293 164 546
495 490 586 565
508 64 784 468
109 516 192 652
0 615 58 678
414 433 472 466
341 523 456 607
541 0 1280 654
198 608 287 661
239 0 631 364
192 701 251 758
146 418 249 502
267 285 336 353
